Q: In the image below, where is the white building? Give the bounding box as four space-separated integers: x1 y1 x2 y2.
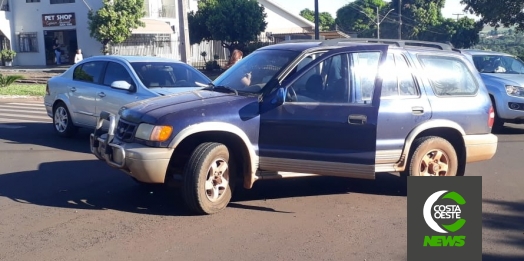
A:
0 0 178 66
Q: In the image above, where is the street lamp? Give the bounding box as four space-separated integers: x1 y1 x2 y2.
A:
360 7 395 39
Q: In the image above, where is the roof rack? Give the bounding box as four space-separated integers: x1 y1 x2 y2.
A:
320 38 453 50
277 38 455 51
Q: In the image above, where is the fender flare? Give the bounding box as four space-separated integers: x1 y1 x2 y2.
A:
395 119 466 171
168 122 259 188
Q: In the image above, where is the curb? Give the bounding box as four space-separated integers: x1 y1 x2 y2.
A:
0 95 44 101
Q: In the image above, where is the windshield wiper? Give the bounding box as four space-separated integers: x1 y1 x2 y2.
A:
204 83 238 95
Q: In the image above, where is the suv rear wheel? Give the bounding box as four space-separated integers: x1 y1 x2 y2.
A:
182 142 234 215
403 136 458 176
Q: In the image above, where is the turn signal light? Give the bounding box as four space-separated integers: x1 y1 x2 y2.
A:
150 126 173 142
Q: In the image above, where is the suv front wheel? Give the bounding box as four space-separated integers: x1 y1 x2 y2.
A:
403 136 458 176
182 142 234 215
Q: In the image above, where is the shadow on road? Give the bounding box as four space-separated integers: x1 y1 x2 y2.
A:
0 159 406 216
496 124 524 135
0 122 92 154
482 199 524 261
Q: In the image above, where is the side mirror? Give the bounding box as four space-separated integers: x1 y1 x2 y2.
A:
271 87 285 105
110 80 132 91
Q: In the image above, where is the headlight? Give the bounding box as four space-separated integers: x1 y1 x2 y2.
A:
505 85 524 97
135 123 173 142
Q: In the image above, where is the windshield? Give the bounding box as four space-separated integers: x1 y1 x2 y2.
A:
130 62 211 88
472 54 524 74
212 49 301 93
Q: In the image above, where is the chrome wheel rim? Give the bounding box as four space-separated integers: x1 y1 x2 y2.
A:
419 149 450 176
205 158 229 202
54 107 68 133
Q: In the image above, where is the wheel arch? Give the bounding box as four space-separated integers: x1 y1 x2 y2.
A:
168 122 258 189
396 120 466 174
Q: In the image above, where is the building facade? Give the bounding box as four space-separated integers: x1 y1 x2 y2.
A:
0 0 179 66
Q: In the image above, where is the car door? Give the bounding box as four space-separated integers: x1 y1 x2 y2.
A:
69 61 107 127
375 51 433 168
258 45 388 179
96 61 144 118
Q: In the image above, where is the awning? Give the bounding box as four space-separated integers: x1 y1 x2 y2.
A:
132 19 173 34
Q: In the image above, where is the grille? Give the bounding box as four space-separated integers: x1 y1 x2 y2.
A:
115 119 137 142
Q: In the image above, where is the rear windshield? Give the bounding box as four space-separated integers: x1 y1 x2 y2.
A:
130 62 211 88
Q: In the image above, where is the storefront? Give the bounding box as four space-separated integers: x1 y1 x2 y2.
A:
41 12 78 65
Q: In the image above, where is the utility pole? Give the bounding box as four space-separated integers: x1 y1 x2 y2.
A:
360 7 395 39
178 0 191 64
453 13 464 21
314 0 319 40
398 0 402 39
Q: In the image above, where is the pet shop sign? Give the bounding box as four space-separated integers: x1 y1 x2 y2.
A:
42 13 76 27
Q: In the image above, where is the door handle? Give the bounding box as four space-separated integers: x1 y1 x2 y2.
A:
348 114 367 125
412 106 424 115
69 87 76 92
98 92 106 97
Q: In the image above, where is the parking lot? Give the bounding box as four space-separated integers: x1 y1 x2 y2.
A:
0 100 522 261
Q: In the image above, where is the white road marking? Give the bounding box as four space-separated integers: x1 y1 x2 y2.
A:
0 112 51 120
0 108 48 115
6 102 45 107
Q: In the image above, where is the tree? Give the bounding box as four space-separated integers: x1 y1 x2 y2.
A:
299 8 335 31
461 0 524 32
188 0 267 54
335 0 390 38
87 0 145 54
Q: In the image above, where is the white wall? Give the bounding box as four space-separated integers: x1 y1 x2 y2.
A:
262 2 313 34
10 0 103 66
0 5 12 42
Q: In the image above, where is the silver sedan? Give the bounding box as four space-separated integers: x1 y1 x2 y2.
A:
44 55 211 137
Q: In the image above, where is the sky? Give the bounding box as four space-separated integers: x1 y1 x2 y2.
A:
271 0 480 20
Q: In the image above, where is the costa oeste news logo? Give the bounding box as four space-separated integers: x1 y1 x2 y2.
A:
423 190 466 247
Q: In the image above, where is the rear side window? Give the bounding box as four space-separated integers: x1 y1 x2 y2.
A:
418 55 479 96
73 61 106 83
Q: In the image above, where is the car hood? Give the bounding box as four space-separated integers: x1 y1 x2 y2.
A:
119 89 253 123
482 73 524 86
151 87 203 96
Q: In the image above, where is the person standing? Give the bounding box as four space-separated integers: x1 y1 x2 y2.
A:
74 49 83 64
53 40 61 65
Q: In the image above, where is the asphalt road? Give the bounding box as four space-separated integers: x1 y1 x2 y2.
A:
0 101 522 261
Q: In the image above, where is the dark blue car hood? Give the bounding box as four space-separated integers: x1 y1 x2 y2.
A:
119 89 255 124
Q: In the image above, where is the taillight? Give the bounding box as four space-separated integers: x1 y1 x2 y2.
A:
488 106 495 128
45 83 50 95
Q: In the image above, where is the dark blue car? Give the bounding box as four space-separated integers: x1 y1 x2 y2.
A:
90 39 498 215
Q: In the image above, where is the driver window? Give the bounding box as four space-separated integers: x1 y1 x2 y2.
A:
288 53 350 103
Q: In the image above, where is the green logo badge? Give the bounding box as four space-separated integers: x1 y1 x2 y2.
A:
423 190 466 247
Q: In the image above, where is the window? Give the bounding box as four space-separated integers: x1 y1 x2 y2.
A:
73 61 106 83
50 0 74 4
352 51 381 103
287 51 382 104
18 33 38 52
26 0 40 3
380 53 419 98
130 62 211 88
418 55 479 96
103 62 134 87
288 53 350 103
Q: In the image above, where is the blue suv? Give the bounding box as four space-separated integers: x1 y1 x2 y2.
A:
90 39 498 215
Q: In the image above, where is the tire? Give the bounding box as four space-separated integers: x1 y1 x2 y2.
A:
52 102 78 138
490 97 504 133
402 136 458 177
182 142 234 215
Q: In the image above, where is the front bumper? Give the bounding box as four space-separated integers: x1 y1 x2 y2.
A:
464 133 498 163
89 111 173 183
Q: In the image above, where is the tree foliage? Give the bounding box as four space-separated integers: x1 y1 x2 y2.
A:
461 0 524 32
335 0 389 38
188 0 267 54
335 0 483 48
299 8 335 31
87 0 145 54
